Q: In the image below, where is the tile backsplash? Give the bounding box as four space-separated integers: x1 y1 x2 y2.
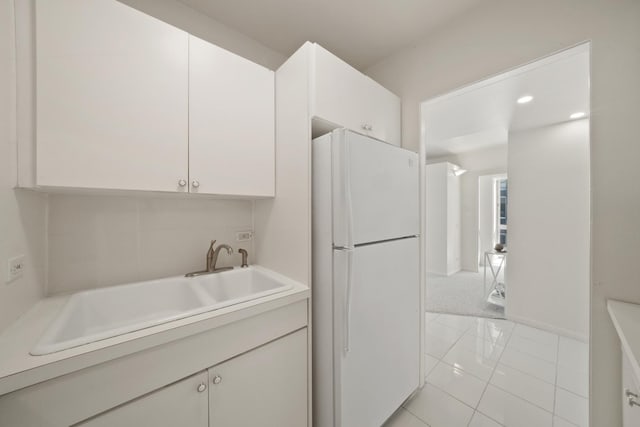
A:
47 194 254 295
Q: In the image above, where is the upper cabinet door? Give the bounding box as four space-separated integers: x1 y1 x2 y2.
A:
364 76 402 146
189 36 275 197
36 0 189 192
313 45 370 135
312 44 401 146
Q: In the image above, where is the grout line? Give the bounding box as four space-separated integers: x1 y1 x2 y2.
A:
498 346 558 385
422 381 476 416
433 319 500 427
553 412 581 427
424 315 586 426
468 321 518 426
555 383 589 399
395 407 431 427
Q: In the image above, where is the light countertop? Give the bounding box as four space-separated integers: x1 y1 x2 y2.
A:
607 299 640 384
0 282 309 396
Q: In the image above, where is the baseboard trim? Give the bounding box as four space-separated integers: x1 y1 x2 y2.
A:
505 313 588 342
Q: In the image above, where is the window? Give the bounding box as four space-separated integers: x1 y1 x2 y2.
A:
496 178 508 246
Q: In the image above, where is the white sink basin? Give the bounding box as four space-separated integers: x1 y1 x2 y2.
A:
190 267 296 305
31 266 295 355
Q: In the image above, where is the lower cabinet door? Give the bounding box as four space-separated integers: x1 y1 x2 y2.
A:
623 351 640 426
77 371 209 427
209 329 308 427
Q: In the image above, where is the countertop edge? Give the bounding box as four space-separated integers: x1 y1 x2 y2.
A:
0 285 310 396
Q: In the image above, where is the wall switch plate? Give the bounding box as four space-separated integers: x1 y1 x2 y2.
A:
7 255 25 283
236 231 253 242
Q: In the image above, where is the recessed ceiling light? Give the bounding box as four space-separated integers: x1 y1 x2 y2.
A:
517 95 534 104
570 112 586 119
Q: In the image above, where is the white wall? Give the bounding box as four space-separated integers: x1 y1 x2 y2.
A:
117 0 286 70
428 145 507 271
0 0 47 332
506 119 589 339
254 44 312 287
47 195 253 295
425 163 449 275
366 1 640 423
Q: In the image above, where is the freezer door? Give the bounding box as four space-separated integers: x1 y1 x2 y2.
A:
332 130 419 247
333 237 420 427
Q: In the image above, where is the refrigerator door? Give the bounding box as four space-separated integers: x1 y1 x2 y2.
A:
333 237 420 427
332 129 419 248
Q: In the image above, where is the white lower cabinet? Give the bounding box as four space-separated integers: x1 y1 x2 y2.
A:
78 371 209 427
209 329 307 427
75 329 307 427
622 351 640 426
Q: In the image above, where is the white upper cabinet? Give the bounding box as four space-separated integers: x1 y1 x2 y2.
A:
189 36 275 197
36 0 189 192
32 0 275 197
312 44 401 146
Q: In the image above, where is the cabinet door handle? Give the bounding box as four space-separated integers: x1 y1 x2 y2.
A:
361 124 373 131
197 383 207 393
178 179 187 187
212 375 222 385
626 389 640 407
191 180 200 188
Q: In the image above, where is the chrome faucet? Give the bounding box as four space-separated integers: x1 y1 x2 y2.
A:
208 242 233 272
186 240 234 277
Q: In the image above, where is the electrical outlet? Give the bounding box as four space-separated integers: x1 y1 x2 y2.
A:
7 255 25 283
236 231 253 242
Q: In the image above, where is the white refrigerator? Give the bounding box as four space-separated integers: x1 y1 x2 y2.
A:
312 129 420 427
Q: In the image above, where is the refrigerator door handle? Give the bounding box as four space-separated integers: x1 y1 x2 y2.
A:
333 135 355 249
344 249 354 354
344 141 355 249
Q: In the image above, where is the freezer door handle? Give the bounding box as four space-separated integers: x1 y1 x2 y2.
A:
344 141 355 249
344 249 354 354
333 135 355 248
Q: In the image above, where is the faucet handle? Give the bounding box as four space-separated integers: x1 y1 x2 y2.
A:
209 240 217 249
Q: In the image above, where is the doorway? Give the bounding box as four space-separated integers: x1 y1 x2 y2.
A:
415 43 591 427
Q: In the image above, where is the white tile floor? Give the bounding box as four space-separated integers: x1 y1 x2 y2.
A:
384 313 589 427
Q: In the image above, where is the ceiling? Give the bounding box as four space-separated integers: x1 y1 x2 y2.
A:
178 0 484 69
422 45 590 158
